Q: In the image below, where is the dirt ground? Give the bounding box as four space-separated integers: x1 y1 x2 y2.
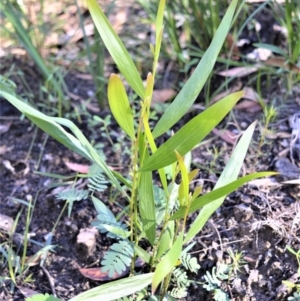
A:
0 2 300 301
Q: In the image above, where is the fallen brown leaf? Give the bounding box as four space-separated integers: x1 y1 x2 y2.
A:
152 88 176 105
212 128 237 145
234 87 264 112
235 100 262 112
64 161 90 173
210 81 243 104
265 57 300 73
217 65 259 77
243 87 261 102
79 257 145 281
109 8 128 34
0 121 12 134
79 266 129 281
17 286 39 299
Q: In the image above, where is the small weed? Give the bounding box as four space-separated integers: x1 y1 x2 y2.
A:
257 103 278 155
227 249 247 277
0 197 55 293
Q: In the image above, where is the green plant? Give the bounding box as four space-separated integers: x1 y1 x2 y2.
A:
138 0 244 65
202 265 231 301
282 246 300 295
0 0 277 299
227 249 246 276
0 196 55 293
0 0 68 116
287 246 300 275
269 0 300 90
257 104 278 154
74 0 112 108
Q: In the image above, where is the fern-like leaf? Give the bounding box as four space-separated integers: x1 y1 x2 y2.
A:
203 266 230 301
180 252 200 273
172 268 191 288
88 172 108 193
203 267 221 291
92 213 128 239
216 264 230 281
101 240 134 277
55 189 88 217
56 189 88 202
91 196 129 239
169 287 187 298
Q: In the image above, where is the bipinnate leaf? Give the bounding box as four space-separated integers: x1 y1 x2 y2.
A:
92 196 115 219
69 273 154 301
101 241 133 278
87 0 144 99
152 233 183 294
0 91 125 196
141 91 244 172
152 0 239 138
108 74 135 139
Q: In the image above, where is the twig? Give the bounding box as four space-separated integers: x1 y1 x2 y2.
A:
41 265 56 297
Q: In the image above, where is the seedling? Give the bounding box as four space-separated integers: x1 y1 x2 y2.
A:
0 0 277 299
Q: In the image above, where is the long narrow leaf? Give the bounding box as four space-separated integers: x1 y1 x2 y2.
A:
141 91 244 171
175 151 189 206
182 122 263 243
139 149 156 245
170 172 277 222
152 0 238 138
69 273 154 301
152 0 165 78
0 91 90 159
152 233 183 294
0 91 125 195
108 74 135 139
87 0 144 98
156 221 174 260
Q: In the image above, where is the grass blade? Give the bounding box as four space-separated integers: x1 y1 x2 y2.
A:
139 150 156 245
141 91 243 171
69 273 154 301
170 171 277 222
87 0 144 98
152 233 183 294
0 91 125 195
108 74 135 139
152 0 239 138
